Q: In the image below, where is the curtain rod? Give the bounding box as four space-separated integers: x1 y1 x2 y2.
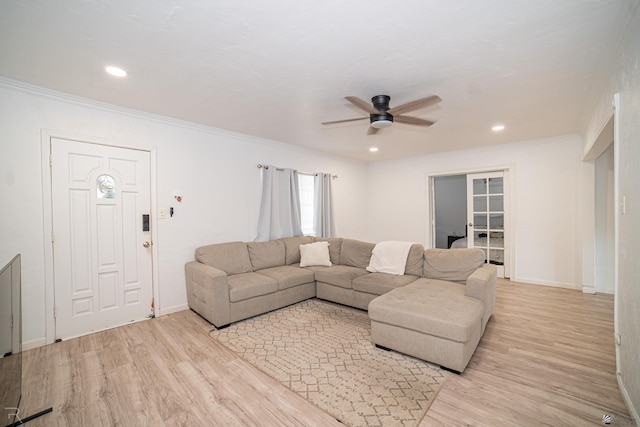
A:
257 164 338 179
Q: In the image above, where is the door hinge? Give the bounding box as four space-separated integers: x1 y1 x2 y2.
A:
49 154 53 167
53 305 57 318
51 230 55 243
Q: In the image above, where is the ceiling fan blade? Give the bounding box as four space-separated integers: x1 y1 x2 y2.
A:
345 96 380 114
387 95 441 116
321 117 369 125
367 126 380 135
394 115 435 126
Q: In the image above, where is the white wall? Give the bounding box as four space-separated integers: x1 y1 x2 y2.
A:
0 80 369 348
581 3 640 420
367 134 588 288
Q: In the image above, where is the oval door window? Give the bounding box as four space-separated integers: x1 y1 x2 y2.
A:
96 174 116 199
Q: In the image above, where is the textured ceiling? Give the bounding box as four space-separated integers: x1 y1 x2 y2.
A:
0 0 635 161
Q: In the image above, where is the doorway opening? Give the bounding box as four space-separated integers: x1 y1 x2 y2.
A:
430 169 510 279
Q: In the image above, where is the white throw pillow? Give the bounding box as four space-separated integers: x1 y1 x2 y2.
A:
299 241 332 267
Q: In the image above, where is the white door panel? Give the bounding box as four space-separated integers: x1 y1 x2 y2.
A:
467 171 507 278
51 138 153 339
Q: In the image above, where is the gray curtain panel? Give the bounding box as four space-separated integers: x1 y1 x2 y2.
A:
313 172 336 237
255 165 303 241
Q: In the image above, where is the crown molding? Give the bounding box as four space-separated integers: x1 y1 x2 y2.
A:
0 76 347 161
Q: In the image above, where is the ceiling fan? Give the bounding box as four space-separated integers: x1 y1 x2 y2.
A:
321 94 441 134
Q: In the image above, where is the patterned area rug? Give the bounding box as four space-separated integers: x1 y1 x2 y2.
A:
210 299 447 427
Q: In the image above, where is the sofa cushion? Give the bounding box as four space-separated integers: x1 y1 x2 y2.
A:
280 236 315 265
256 266 315 291
314 237 343 265
247 240 286 271
339 239 375 269
352 273 418 296
228 272 278 302
423 248 486 283
195 242 253 275
315 265 369 289
368 278 484 343
405 243 425 276
300 241 332 267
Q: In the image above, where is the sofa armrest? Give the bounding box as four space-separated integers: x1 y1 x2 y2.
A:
185 261 231 327
465 264 497 331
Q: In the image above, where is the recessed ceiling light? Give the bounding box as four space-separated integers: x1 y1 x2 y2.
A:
492 124 505 132
105 66 127 77
369 147 379 152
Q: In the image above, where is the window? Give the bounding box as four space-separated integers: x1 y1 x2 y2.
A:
298 173 315 236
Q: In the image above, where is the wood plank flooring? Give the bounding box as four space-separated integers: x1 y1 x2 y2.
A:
422 279 630 426
18 279 631 426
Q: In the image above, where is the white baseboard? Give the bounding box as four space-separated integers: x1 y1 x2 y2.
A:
617 373 639 425
22 337 47 351
512 276 582 291
157 303 189 317
582 286 596 294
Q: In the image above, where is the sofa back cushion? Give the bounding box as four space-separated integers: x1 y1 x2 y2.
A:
423 248 485 283
195 242 253 275
405 243 425 276
315 237 343 265
247 240 286 270
279 236 315 265
339 238 375 269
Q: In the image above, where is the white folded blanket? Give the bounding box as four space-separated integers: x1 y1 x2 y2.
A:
366 241 414 276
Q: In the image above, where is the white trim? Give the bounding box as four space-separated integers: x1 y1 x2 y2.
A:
582 112 614 161
0 76 347 162
21 337 47 351
612 93 621 375
617 374 640 425
149 148 160 318
156 303 189 317
376 134 581 169
56 317 151 343
40 130 159 345
40 131 55 346
512 276 582 291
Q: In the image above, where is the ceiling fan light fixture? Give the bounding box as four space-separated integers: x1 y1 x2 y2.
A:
371 119 393 129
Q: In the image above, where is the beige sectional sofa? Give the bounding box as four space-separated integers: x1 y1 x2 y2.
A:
184 235 496 373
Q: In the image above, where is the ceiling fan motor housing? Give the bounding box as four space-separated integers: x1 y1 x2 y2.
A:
370 95 393 127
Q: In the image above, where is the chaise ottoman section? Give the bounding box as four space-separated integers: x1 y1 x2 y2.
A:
368 278 485 373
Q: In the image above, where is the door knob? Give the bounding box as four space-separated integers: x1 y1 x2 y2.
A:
468 223 473 227
143 241 151 248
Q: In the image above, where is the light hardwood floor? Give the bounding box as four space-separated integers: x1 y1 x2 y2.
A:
19 279 631 426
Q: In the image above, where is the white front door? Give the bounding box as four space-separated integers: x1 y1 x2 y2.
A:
51 138 153 340
467 171 507 278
